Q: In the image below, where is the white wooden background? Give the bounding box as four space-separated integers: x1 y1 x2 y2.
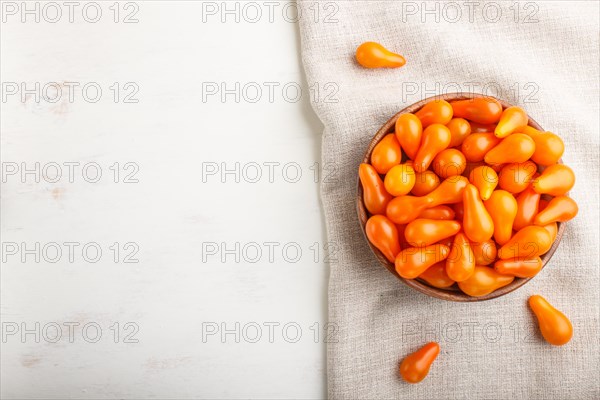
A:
1 2 328 398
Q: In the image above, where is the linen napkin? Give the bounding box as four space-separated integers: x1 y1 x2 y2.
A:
298 1 599 398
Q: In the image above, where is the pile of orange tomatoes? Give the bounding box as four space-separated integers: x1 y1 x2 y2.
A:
359 97 578 297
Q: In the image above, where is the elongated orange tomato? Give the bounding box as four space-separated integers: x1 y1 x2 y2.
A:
469 165 498 201
497 226 552 259
450 97 503 124
404 219 461 247
417 205 455 220
414 124 451 173
399 342 440 383
395 244 450 279
531 132 564 166
387 178 466 224
355 42 406 68
532 164 575 196
534 196 578 225
419 262 455 288
426 176 470 206
529 295 573 346
395 113 422 160
498 161 537 194
387 195 432 225
484 190 518 245
463 184 494 243
411 170 440 196
371 133 402 174
433 148 466 178
484 134 535 165
470 239 497 265
446 118 471 147
458 266 514 297
461 133 501 162
446 232 475 282
384 163 416 196
359 163 393 215
387 177 468 224
513 185 541 231
520 125 542 137
415 99 453 127
366 215 401 263
494 257 542 278
495 106 528 138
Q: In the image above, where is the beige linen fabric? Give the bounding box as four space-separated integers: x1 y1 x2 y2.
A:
298 1 599 398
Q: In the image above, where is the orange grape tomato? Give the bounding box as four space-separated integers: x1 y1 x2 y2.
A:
419 262 455 288
355 42 406 69
531 132 564 166
365 215 401 263
513 185 541 231
450 97 503 124
415 100 453 127
417 205 455 220
404 218 461 247
359 163 393 215
532 164 575 196
384 163 416 196
484 190 518 246
520 125 542 138
469 121 497 133
371 133 402 174
462 184 494 243
497 226 552 259
411 170 441 197
470 239 497 265
461 133 501 162
426 176 470 206
457 266 514 297
395 113 423 160
498 161 537 194
386 195 433 225
469 166 498 201
399 342 440 384
534 196 578 225
433 148 466 178
414 124 451 173
494 257 542 278
495 106 528 138
395 244 450 279
484 134 535 165
446 118 472 147
446 232 475 282
529 295 573 346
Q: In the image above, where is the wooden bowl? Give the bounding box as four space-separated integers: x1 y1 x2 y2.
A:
357 92 565 302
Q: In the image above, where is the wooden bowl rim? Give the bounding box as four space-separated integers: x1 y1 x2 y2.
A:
356 92 566 302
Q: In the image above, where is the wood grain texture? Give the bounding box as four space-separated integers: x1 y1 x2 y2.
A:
357 92 566 302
